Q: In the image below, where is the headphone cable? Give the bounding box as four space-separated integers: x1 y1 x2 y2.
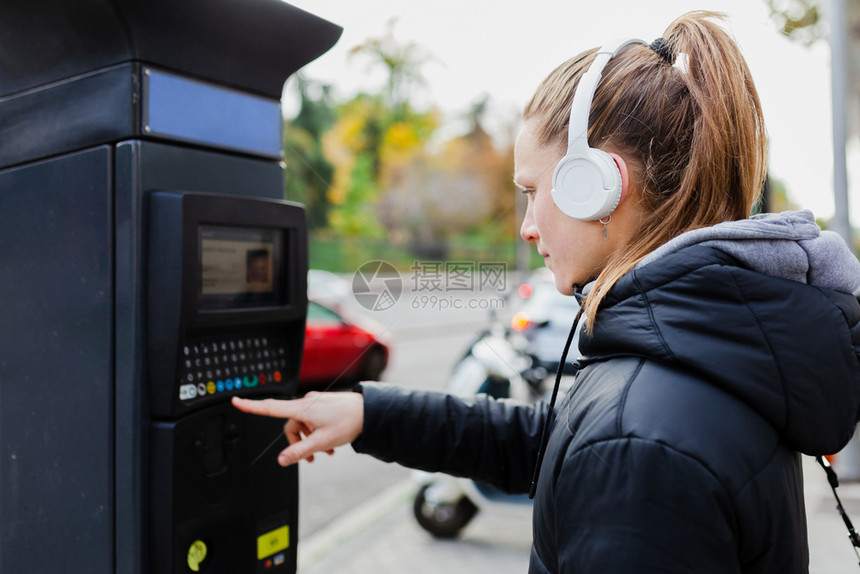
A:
816 455 860 567
529 304 584 499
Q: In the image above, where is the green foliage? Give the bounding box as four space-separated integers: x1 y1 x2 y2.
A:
309 233 416 272
348 18 434 119
764 0 824 45
328 152 383 236
753 173 800 215
283 75 337 229
308 232 524 273
288 26 521 269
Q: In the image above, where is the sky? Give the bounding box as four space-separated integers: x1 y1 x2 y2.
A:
285 0 850 223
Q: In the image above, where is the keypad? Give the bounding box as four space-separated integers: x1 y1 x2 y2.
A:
177 335 289 402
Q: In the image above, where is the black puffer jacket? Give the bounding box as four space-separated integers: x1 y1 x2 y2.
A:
354 213 860 573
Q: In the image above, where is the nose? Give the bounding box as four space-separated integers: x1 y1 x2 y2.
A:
520 199 538 243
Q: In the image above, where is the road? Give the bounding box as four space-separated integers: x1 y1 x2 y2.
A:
297 288 508 539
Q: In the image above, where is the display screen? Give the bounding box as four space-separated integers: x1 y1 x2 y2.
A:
199 225 285 309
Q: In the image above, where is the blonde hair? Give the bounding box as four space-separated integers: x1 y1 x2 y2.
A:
523 11 767 332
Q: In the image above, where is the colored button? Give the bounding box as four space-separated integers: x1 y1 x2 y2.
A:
197 383 206 396
234 377 243 389
274 371 282 383
257 525 289 560
259 373 267 385
207 381 216 395
216 380 225 393
225 379 234 391
187 539 208 572
244 375 258 388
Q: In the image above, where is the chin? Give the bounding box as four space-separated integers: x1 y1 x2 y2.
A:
554 276 576 296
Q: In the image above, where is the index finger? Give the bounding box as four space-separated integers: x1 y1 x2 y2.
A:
232 396 301 419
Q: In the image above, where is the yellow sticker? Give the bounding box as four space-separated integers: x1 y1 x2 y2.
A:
257 525 289 560
187 540 208 572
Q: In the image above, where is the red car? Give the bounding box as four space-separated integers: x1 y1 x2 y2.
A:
299 300 390 390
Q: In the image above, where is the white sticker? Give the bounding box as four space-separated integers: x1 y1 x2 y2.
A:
179 384 198 401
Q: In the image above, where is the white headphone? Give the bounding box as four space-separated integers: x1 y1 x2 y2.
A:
551 38 646 221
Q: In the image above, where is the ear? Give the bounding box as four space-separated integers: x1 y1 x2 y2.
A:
607 152 630 204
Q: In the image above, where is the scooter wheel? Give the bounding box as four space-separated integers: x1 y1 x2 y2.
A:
412 484 479 538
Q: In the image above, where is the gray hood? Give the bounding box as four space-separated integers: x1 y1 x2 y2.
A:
637 210 860 294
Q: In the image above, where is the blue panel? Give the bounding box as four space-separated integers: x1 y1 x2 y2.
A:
145 69 282 158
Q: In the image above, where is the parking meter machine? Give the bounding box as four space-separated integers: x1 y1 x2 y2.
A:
0 1 341 573
147 191 308 573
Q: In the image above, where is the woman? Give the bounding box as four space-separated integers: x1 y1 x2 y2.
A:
234 12 860 573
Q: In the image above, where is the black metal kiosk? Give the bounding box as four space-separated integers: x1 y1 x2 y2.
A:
0 2 341 572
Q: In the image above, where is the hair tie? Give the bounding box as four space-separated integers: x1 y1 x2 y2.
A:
649 37 673 64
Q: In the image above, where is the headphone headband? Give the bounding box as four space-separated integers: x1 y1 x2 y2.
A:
567 38 646 152
550 37 646 221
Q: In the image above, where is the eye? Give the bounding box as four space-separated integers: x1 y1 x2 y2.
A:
521 188 536 198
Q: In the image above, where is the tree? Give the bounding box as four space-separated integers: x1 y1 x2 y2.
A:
765 0 824 45
348 18 434 120
283 75 336 229
375 94 518 257
765 0 860 241
765 1 860 136
461 95 518 245
296 25 519 262
323 23 440 239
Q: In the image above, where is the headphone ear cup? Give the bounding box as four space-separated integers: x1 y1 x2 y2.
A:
551 148 622 221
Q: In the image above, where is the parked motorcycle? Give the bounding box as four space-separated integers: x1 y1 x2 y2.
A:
411 314 575 538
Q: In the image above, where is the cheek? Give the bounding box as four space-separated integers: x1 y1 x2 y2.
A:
534 191 559 235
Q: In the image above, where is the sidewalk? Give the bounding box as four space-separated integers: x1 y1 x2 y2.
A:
298 480 531 574
299 456 860 573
